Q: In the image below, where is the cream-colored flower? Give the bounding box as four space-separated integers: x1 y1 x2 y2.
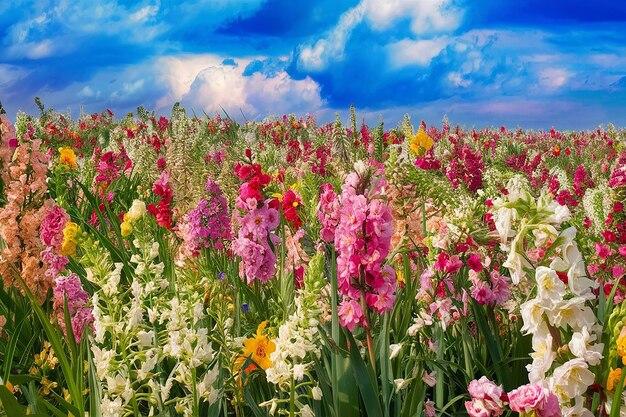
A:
535 267 566 304
527 324 556 383
568 327 603 366
126 199 146 222
550 358 595 401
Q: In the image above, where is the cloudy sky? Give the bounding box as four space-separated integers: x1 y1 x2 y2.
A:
1 0 626 129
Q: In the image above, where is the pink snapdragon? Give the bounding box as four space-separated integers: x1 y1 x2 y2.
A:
332 167 396 330
609 153 626 189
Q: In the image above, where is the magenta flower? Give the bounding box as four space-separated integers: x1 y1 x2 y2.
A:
184 179 231 255
471 280 496 305
468 253 483 272
52 273 93 343
595 242 612 259
40 205 70 250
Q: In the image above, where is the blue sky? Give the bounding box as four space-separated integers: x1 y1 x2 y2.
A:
1 0 626 129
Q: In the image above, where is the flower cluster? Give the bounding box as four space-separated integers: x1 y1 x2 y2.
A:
52 273 94 343
0 134 53 301
182 178 232 255
147 170 174 230
40 205 70 279
232 203 280 284
333 162 396 331
494 178 601 412
121 199 147 237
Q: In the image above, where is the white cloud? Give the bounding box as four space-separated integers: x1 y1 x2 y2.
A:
5 39 56 60
387 37 449 68
155 54 237 107
296 0 460 72
297 4 366 72
363 0 461 35
130 5 159 23
0 65 27 86
79 86 94 97
156 54 324 118
539 68 571 90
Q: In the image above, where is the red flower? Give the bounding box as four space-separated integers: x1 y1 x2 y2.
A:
282 190 302 229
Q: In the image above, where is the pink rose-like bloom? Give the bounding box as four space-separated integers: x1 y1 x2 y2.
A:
467 376 506 415
445 255 464 274
465 400 491 417
619 246 626 257
508 384 547 413
53 273 94 343
587 263 600 276
490 271 511 305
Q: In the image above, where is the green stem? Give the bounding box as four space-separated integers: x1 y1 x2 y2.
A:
360 292 377 374
192 367 199 417
289 376 296 417
435 325 445 410
330 246 340 415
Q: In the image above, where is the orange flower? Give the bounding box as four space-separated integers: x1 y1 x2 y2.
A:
237 321 276 373
59 147 77 169
607 367 622 391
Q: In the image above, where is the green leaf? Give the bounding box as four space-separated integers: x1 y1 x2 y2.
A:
0 385 27 417
346 331 383 417
2 317 25 383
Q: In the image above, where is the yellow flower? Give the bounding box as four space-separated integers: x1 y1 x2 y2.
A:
617 327 626 365
40 376 58 396
396 268 405 285
60 222 80 256
58 147 77 169
271 192 283 202
607 367 623 391
409 130 434 157
120 221 132 237
238 321 276 372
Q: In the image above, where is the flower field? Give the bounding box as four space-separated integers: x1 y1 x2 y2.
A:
0 103 625 417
